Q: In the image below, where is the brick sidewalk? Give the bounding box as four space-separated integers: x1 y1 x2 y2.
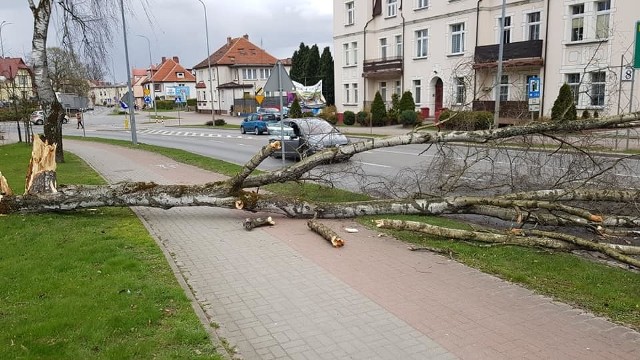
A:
64 140 639 359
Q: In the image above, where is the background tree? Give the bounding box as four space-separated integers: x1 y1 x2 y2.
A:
303 45 320 86
290 42 309 85
399 91 416 112
551 83 577 121
47 47 91 96
319 47 334 106
370 91 386 126
289 97 302 118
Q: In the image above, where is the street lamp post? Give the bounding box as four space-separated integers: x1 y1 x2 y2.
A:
493 0 507 128
137 34 158 121
0 21 12 58
119 0 137 145
197 0 216 122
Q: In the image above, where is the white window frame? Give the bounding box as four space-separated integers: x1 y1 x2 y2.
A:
455 77 465 105
395 80 401 95
345 1 355 26
353 83 359 104
344 83 351 104
497 75 509 102
497 16 512 44
566 73 581 105
395 35 403 57
526 11 541 41
596 0 611 40
416 0 428 10
415 29 428 58
570 4 585 42
177 72 185 78
387 0 398 17
450 22 465 55
590 71 606 106
413 79 422 104
380 81 387 101
380 37 389 60
352 41 358 65
343 43 352 67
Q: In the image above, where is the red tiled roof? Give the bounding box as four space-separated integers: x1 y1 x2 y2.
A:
0 57 32 80
193 35 278 69
147 57 195 83
132 68 147 77
195 81 207 89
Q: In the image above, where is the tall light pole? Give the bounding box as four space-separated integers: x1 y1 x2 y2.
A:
137 34 158 121
493 0 507 128
197 0 216 122
0 21 11 58
119 0 137 144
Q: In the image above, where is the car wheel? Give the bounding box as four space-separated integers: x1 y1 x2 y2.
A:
253 127 259 135
240 126 246 134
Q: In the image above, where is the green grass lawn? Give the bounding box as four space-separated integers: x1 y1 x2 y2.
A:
0 143 222 359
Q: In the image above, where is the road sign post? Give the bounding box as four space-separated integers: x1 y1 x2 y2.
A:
528 76 541 118
634 21 640 68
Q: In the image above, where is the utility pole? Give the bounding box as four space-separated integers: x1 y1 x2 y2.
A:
493 0 507 128
119 0 137 144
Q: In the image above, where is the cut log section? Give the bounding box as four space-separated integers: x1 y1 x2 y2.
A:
243 216 275 231
0 171 13 196
307 219 344 248
25 135 57 194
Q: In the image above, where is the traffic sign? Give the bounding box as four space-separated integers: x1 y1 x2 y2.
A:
143 88 150 96
528 104 540 112
175 96 183 103
255 95 265 105
528 76 541 98
144 96 152 104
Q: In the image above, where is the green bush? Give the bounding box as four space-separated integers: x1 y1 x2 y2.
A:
551 83 577 121
156 100 175 110
302 111 315 117
343 110 355 125
581 110 591 119
289 98 302 118
399 110 418 127
356 111 369 126
398 91 416 112
438 110 493 131
186 98 196 107
593 110 599 118
387 93 401 124
370 91 387 127
214 119 226 126
319 105 338 124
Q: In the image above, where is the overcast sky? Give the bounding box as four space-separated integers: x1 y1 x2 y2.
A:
0 0 333 83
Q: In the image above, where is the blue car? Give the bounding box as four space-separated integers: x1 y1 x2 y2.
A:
240 113 276 135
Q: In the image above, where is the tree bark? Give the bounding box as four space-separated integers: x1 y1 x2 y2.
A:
307 219 344 248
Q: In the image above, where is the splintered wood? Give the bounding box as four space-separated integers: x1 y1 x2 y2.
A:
25 135 57 194
244 216 275 231
307 219 344 248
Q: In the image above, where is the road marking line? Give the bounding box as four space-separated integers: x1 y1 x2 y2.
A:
356 161 392 168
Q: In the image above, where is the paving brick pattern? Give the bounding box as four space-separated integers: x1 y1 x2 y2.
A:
65 140 640 359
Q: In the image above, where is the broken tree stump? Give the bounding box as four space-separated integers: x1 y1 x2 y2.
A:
307 219 344 248
243 216 275 231
0 171 13 196
25 135 57 194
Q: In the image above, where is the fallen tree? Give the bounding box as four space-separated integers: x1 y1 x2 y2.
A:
1 115 639 268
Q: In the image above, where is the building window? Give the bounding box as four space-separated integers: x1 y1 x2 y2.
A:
343 43 351 66
154 83 161 92
177 72 184 78
596 0 611 39
344 84 351 103
570 4 585 41
498 75 509 102
499 16 512 44
387 0 397 17
416 0 428 9
352 41 358 64
380 38 389 60
395 35 403 57
566 73 581 104
591 72 606 106
413 79 421 104
416 29 428 58
450 23 465 54
527 12 541 41
395 80 401 95
345 1 355 25
353 83 359 103
455 77 465 105
380 81 387 101
243 69 257 80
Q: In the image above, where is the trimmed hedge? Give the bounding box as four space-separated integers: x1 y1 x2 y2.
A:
343 111 355 125
438 110 493 131
399 110 418 127
356 111 369 126
156 100 175 110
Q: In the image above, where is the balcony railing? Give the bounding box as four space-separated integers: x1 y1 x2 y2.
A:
363 56 403 78
474 40 543 69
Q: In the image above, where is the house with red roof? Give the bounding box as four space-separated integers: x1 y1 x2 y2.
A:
192 34 291 115
0 57 36 103
142 56 196 104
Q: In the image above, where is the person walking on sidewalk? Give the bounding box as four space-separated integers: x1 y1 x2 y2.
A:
76 112 84 129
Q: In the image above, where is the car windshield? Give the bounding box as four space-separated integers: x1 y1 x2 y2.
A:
297 119 338 135
270 127 295 137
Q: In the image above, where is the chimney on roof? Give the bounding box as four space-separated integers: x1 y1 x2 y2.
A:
243 34 249 40
161 56 166 63
173 56 179 63
227 36 232 45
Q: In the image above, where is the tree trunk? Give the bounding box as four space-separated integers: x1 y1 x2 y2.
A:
307 219 345 248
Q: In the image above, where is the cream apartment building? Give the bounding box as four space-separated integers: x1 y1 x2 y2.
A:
334 0 639 120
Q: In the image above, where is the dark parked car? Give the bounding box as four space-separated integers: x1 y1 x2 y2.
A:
240 113 278 135
268 118 351 161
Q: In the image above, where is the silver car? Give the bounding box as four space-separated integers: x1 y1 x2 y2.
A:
269 118 350 161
